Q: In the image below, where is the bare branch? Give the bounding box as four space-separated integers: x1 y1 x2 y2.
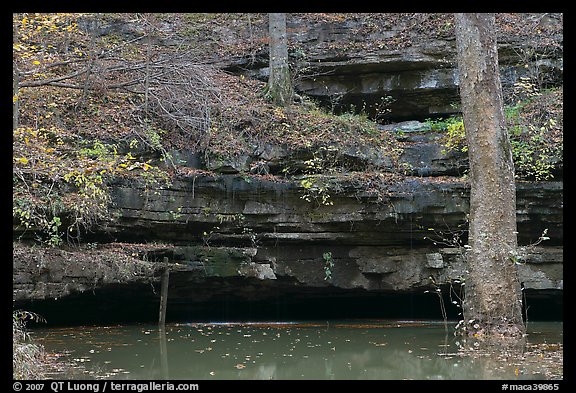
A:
19 68 88 88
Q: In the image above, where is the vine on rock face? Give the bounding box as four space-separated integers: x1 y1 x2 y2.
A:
422 222 552 340
422 223 467 331
323 251 334 281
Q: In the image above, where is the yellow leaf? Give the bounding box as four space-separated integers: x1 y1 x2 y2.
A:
32 60 40 65
13 43 26 52
15 157 29 165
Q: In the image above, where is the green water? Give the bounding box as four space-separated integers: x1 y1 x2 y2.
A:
32 320 562 380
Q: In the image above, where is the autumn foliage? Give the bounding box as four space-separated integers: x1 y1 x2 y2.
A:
13 13 563 246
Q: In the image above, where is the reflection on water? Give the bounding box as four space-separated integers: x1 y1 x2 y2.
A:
32 320 562 380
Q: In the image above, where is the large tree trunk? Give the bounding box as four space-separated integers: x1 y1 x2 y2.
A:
265 13 293 106
454 13 525 341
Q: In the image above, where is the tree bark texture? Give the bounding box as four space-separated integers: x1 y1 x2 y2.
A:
13 63 19 130
266 13 293 106
13 22 19 130
454 13 525 339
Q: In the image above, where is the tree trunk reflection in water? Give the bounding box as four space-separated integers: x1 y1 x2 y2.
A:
159 327 169 379
31 321 561 379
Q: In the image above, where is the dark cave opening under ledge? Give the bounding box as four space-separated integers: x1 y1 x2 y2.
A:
18 285 563 327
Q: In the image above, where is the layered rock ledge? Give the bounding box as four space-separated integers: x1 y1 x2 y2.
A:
13 170 562 322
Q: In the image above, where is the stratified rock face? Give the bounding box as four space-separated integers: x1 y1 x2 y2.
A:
14 170 563 320
107 171 562 284
13 13 563 322
12 242 160 303
229 14 563 121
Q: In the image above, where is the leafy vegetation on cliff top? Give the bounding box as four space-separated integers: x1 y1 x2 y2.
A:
13 13 562 244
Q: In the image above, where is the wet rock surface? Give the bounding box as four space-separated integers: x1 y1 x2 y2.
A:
13 171 563 322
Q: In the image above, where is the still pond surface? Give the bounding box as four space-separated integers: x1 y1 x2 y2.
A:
32 320 562 380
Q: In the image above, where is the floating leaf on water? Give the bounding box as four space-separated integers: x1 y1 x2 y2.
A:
235 364 246 369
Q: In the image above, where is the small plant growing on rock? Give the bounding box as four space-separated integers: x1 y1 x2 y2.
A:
300 176 334 207
323 251 334 281
424 116 467 155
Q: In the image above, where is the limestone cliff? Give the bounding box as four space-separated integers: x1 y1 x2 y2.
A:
12 13 563 323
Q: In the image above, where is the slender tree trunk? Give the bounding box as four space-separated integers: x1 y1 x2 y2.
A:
13 22 19 130
144 34 151 119
265 13 293 106
13 62 19 130
454 13 525 341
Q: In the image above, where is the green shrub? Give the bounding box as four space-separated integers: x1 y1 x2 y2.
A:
426 86 562 181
